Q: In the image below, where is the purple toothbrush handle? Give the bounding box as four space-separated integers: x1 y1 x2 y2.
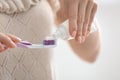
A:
20 41 32 45
0 41 32 48
16 41 32 48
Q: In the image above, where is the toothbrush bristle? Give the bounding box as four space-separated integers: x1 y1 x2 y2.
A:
43 40 56 45
17 39 56 48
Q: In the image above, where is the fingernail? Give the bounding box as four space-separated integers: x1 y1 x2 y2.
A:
78 36 82 43
17 37 22 41
72 31 76 37
82 36 85 43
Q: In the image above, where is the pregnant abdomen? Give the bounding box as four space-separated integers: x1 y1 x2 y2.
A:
0 1 55 80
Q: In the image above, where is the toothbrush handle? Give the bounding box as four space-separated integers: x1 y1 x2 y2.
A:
1 41 57 48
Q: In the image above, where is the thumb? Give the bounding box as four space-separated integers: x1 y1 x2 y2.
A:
56 9 68 25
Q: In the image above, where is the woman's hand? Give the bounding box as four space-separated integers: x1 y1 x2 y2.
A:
56 0 98 43
0 33 21 53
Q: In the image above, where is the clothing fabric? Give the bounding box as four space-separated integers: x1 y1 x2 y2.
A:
0 0 55 80
0 0 41 14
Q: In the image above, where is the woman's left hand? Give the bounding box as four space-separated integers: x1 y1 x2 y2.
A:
56 0 98 43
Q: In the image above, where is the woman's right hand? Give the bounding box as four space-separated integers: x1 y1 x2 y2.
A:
0 33 21 53
56 0 97 43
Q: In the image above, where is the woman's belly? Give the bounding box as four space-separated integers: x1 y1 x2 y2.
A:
0 0 55 80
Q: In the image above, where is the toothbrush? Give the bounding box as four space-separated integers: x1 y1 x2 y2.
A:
16 40 57 48
16 21 69 48
16 20 97 49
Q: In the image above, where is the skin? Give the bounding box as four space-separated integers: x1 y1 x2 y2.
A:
56 0 98 43
56 0 100 63
0 0 100 63
0 33 21 53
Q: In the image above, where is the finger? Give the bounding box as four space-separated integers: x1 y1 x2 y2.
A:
87 2 98 34
76 0 87 43
0 33 16 48
68 0 78 37
82 1 94 41
0 43 6 53
0 47 8 53
56 9 67 25
6 34 21 43
0 43 4 50
0 49 5 53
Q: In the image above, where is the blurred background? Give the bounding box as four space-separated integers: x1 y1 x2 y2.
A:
53 0 120 80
